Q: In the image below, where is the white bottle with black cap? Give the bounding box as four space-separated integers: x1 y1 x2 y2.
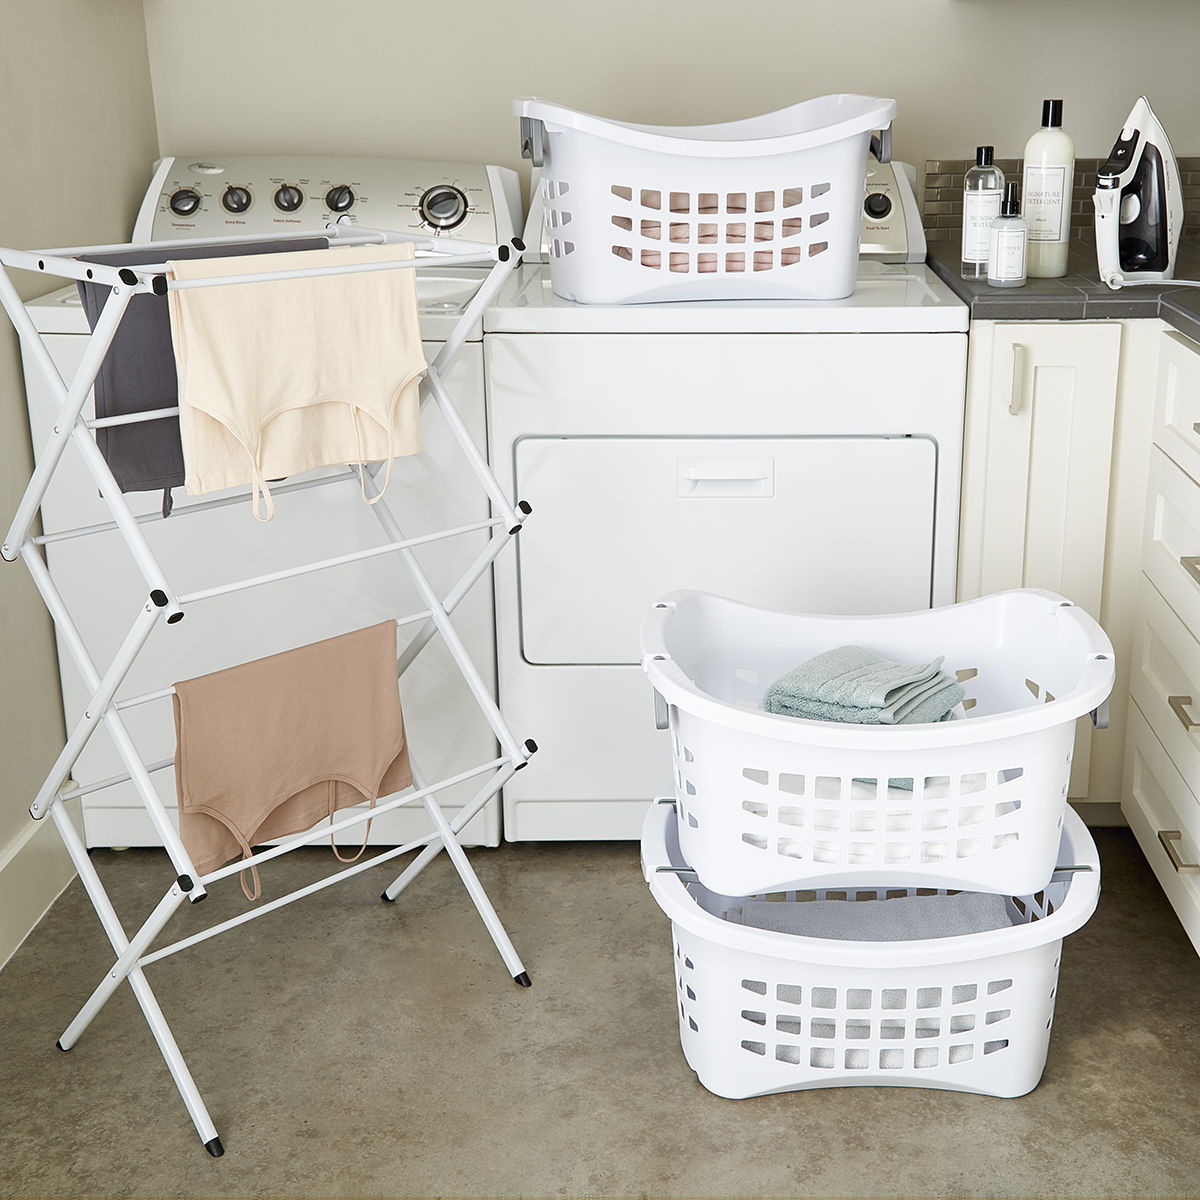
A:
988 181 1027 288
1022 99 1075 278
961 146 1005 280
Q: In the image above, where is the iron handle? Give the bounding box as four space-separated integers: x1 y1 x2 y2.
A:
1181 556 1200 587
1009 344 1025 416
1158 829 1200 874
1168 695 1199 731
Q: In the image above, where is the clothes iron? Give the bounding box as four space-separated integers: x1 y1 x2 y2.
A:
1094 96 1183 289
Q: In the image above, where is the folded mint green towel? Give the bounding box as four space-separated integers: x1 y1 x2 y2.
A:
763 645 965 726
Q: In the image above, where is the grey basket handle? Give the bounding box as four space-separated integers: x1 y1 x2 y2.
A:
521 117 545 168
870 124 892 164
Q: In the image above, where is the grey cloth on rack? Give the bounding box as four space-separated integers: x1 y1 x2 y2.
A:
725 892 1015 941
76 237 328 494
762 645 965 725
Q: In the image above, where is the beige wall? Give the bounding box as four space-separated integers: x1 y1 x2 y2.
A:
0 0 159 966
142 0 1200 185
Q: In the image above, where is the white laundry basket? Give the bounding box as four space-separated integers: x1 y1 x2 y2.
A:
642 799 1100 1099
514 94 896 304
640 590 1114 897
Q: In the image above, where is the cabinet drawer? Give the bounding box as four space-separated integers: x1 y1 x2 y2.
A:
1143 445 1200 634
1130 571 1200 790
1122 699 1200 955
1154 329 1200 485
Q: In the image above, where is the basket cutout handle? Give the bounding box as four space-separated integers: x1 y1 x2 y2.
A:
520 117 545 167
870 124 892 164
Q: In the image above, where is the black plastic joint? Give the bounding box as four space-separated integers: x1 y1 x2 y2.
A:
118 268 138 286
498 244 510 262
152 275 168 296
56 1039 69 1052
514 971 532 988
507 523 523 535
524 738 538 754
204 1136 225 1158
176 873 194 892
150 589 169 607
517 500 533 515
512 236 526 252
167 611 185 624
380 891 395 903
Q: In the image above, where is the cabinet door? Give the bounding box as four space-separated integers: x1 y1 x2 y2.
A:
958 321 1121 795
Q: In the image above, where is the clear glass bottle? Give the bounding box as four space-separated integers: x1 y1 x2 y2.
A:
1022 99 1075 278
961 146 1004 280
988 181 1027 288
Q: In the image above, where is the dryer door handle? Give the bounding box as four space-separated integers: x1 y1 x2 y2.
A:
677 457 775 497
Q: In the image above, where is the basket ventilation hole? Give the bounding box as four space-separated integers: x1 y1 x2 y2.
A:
984 1039 1009 1055
922 808 950 831
845 1048 870 1070
782 217 803 238
698 223 718 243
680 1001 684 1017
778 773 805 796
741 1010 766 1026
952 984 978 1004
986 1009 1011 1025
924 776 951 801
850 778 877 802
641 250 661 270
814 808 840 832
777 839 804 860
735 668 758 684
776 983 803 1005
810 212 830 228
1035 889 1045 908
956 838 985 859
987 978 1012 995
850 810 877 833
560 211 573 226
1045 691 1055 703
920 841 948 864
741 979 766 995
993 832 1020 850
755 191 775 212
669 192 689 214
612 245 632 260
743 767 769 786
948 1044 975 1065
815 776 841 801
813 841 839 864
698 193 718 214
882 988 907 1010
689 1017 699 1032
687 813 698 828
775 1044 804 1064
725 222 747 244
612 215 633 232
727 192 748 214
683 747 694 763
641 189 661 210
741 1040 765 1055
669 251 689 274
998 767 1024 785
697 253 717 274
641 219 661 240
685 780 695 796
742 832 768 850
1013 896 1027 916
915 1017 940 1038
812 987 837 1010
880 1019 905 1039
886 811 913 833
950 1014 976 1033
611 185 632 201
778 806 803 829
726 252 746 273
995 799 1022 818
754 250 773 272
848 842 876 865
879 1049 904 1069
686 986 696 1001
670 222 689 243
544 179 555 200
847 988 872 1010
754 221 774 242
684 957 694 970
742 800 767 819
812 182 831 198
962 698 978 710
884 843 912 864
958 804 986 827
782 187 803 207
809 242 829 257
810 1048 835 1069
956 667 979 682
780 247 804 267
914 1047 939 1069
917 987 942 1009
960 773 987 796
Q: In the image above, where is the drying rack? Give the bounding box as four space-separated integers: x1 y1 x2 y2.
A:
0 220 536 1156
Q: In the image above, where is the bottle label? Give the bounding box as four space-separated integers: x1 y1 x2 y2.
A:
962 189 1003 263
1022 165 1069 242
989 225 1027 280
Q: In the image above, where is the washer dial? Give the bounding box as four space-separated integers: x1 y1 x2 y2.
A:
325 185 355 213
222 186 252 213
274 185 304 212
169 188 202 217
864 192 892 219
418 184 468 230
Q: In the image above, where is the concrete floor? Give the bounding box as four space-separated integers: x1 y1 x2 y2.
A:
1 826 1199 1198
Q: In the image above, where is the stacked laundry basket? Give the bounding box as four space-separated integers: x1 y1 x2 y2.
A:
639 589 1114 1099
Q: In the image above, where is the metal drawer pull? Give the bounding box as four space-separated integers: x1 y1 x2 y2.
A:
1182 556 1200 587
1193 422 1200 435
1009 344 1025 416
1158 829 1200 874
1168 695 1200 731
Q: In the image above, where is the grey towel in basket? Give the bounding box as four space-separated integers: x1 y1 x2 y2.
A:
725 891 1014 941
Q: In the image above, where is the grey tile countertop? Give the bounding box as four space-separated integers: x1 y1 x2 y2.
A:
925 238 1200 342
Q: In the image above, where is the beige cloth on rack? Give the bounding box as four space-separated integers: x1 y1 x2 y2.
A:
166 243 427 519
173 620 412 899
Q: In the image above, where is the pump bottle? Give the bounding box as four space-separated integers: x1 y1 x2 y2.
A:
1022 99 1075 278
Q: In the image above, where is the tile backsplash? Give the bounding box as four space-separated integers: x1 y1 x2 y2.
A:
922 158 1200 244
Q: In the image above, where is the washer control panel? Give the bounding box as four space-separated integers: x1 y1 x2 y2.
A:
136 155 520 245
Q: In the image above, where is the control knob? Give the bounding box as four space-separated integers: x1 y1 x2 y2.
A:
222 186 252 213
864 192 892 220
418 184 468 230
274 185 304 212
325 185 355 213
169 188 201 217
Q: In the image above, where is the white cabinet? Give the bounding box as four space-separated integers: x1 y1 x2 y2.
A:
957 320 1122 798
1123 329 1200 954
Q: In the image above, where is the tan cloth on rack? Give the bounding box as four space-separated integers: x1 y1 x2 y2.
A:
166 243 427 519
173 620 412 898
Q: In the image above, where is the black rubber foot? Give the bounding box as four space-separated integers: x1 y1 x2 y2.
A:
56 1039 68 1052
380 890 395 903
514 971 532 988
204 1136 224 1158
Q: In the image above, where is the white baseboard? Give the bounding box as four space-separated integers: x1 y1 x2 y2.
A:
0 801 80 970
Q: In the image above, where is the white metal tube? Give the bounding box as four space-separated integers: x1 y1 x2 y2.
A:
176 517 500 605
0 247 134 288
2 281 132 559
58 756 175 799
34 228 371 256
87 406 178 429
164 253 495 292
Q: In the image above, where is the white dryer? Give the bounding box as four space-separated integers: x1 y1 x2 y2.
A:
484 259 968 841
21 156 520 850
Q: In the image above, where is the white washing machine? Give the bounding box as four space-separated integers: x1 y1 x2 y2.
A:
21 155 520 849
484 256 969 841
